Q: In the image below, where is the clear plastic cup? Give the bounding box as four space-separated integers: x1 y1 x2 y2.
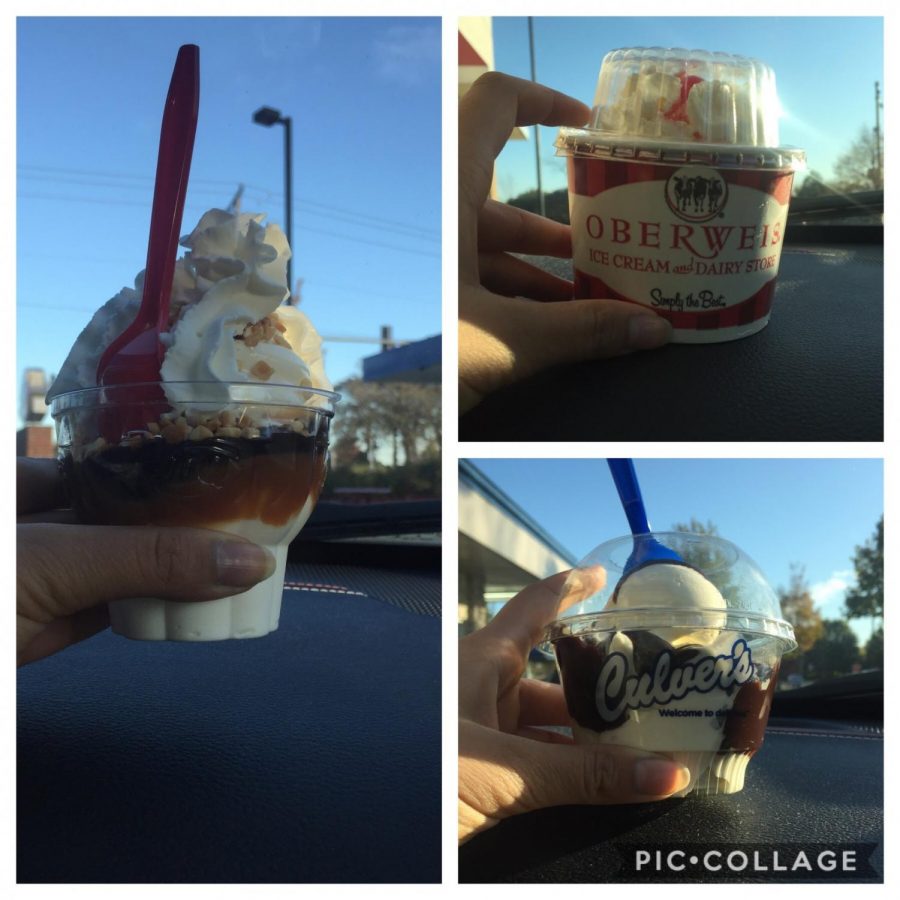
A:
555 47 806 343
543 532 796 795
50 381 338 641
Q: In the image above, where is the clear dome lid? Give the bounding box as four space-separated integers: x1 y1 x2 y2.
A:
544 532 797 650
555 47 806 170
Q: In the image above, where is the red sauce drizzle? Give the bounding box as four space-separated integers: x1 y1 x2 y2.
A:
663 70 704 125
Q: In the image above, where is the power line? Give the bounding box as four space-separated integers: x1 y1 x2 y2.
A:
16 270 429 306
18 163 250 189
18 191 440 260
293 197 440 239
18 302 98 315
19 176 439 243
18 164 441 239
17 302 424 347
287 224 439 259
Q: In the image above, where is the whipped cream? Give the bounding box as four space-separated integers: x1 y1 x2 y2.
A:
595 67 764 145
47 209 331 411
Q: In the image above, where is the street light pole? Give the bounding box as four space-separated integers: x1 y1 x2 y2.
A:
873 82 882 186
253 106 294 299
527 17 546 219
282 115 293 295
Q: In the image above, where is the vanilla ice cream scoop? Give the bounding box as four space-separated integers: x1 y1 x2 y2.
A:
609 561 728 647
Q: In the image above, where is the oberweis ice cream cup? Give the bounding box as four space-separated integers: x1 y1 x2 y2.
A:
556 48 806 342
51 381 337 641
544 532 797 796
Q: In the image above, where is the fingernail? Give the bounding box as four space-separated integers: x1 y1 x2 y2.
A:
214 541 276 587
634 759 691 796
627 314 672 349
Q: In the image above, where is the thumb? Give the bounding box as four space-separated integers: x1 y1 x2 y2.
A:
512 737 691 811
460 722 689 835
460 292 672 406
18 523 276 623
518 297 673 376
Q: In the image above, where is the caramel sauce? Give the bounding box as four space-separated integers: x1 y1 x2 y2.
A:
61 431 328 529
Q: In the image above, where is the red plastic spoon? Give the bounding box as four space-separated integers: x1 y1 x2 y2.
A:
96 45 199 430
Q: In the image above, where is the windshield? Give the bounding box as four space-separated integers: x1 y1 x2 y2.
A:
16 17 442 529
459 459 884 690
470 16 883 230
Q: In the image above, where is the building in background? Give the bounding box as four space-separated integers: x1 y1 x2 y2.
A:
362 333 441 384
458 16 494 97
17 367 54 458
459 460 574 636
458 16 526 200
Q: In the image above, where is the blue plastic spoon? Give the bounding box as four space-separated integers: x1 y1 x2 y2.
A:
607 458 685 600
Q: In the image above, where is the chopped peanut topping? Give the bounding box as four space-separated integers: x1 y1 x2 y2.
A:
162 421 190 444
237 315 293 350
250 360 275 381
81 404 318 452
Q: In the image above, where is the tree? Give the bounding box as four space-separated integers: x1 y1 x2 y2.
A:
843 516 883 624
330 431 364 469
671 517 719 537
331 377 441 471
778 565 825 655
793 169 834 198
375 382 441 465
804 619 860 679
506 187 570 225
833 125 883 191
864 627 883 669
335 379 383 467
668 519 738 602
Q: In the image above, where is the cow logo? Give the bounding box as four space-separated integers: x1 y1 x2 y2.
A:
665 166 728 222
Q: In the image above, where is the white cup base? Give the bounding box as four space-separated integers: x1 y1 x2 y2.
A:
109 544 289 642
670 315 770 344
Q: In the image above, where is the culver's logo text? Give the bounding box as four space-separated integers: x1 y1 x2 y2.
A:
595 638 754 723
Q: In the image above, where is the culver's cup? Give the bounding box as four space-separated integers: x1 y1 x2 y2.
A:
556 48 806 342
543 532 797 796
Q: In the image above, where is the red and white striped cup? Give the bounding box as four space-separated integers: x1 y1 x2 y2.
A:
556 48 806 343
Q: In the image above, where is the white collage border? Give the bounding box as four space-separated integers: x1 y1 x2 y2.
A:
4 0 896 894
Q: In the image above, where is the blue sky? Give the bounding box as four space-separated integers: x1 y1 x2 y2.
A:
16 17 440 420
492 16 884 201
469 458 883 647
